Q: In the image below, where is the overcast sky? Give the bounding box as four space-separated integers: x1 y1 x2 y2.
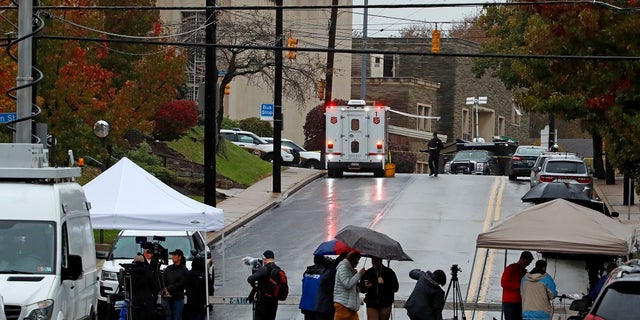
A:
352 0 502 37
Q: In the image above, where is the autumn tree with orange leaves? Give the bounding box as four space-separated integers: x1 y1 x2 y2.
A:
0 0 186 165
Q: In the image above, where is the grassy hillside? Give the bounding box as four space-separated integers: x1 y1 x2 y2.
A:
167 126 273 186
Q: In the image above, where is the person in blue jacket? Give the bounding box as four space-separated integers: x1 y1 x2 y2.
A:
299 255 334 320
520 260 557 320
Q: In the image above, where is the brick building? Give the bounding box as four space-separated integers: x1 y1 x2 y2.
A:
351 37 530 154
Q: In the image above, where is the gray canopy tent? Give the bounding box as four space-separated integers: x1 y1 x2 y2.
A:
477 198 636 256
467 199 637 318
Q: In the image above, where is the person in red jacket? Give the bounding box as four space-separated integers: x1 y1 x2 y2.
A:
501 251 534 320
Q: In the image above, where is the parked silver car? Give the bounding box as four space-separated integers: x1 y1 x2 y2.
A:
530 152 583 187
532 155 593 197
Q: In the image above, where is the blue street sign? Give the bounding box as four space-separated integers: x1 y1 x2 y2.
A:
0 113 16 124
217 70 227 76
260 103 274 121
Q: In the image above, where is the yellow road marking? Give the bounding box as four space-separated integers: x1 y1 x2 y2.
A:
466 176 506 319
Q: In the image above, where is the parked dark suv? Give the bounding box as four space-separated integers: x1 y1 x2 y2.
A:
507 145 547 180
444 150 499 175
583 265 640 320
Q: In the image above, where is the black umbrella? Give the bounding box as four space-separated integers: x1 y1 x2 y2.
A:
521 182 611 216
522 182 591 204
334 225 413 261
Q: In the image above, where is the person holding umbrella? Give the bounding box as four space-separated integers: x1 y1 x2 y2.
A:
360 256 399 320
333 250 365 320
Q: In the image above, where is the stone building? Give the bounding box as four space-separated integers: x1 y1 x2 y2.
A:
352 37 530 154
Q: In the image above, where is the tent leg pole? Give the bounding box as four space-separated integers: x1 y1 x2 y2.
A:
471 248 490 320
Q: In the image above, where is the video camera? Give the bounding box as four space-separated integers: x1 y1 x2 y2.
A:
450 264 461 279
138 236 168 266
242 256 263 274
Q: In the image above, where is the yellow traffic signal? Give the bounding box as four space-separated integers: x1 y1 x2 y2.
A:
286 36 298 60
224 83 230 95
432 29 441 53
317 79 326 100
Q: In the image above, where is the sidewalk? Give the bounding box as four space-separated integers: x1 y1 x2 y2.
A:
592 177 640 248
206 167 325 244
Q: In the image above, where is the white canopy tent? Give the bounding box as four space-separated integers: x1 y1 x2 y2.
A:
477 198 636 256
84 157 224 232
84 157 224 319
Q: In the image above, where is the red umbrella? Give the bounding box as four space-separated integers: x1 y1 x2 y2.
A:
313 239 352 256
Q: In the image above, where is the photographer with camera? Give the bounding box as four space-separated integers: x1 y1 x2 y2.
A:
163 249 188 320
247 250 281 320
404 268 447 320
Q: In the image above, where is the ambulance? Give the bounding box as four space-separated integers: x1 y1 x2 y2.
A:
325 100 388 177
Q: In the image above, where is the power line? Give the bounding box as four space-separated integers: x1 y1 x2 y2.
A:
35 34 640 61
0 1 638 12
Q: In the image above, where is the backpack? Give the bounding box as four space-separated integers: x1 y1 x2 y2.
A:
262 265 289 301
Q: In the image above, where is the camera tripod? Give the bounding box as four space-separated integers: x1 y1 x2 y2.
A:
444 265 466 320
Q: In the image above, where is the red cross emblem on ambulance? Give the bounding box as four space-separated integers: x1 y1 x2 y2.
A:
330 116 338 124
373 117 380 124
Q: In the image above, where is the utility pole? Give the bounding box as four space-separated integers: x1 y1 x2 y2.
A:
548 113 556 150
273 0 283 193
204 0 217 206
323 0 338 106
360 0 368 100
16 0 34 143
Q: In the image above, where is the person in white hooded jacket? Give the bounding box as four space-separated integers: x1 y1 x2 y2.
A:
520 260 557 320
333 251 365 320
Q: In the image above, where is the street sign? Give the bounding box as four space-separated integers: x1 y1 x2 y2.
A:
217 70 227 76
260 103 274 121
0 113 16 124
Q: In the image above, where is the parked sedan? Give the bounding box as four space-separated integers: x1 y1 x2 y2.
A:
507 145 547 180
262 137 321 169
444 150 499 175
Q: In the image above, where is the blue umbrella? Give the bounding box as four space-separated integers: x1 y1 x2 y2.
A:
313 239 352 256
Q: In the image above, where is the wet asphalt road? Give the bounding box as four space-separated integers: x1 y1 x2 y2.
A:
208 173 589 320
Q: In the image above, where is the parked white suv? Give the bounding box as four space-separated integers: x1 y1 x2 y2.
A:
220 129 298 165
97 230 212 318
262 137 321 169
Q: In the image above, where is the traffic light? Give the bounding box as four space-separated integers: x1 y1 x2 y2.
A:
224 83 230 95
317 79 325 100
432 29 441 53
286 36 298 60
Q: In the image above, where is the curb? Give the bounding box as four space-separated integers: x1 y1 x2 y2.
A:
592 180 615 216
207 171 325 244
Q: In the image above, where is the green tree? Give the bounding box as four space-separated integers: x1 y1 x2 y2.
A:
474 1 640 179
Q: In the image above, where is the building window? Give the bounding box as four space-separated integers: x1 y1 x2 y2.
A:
498 116 506 136
462 108 470 140
383 54 394 77
417 104 432 132
512 105 522 126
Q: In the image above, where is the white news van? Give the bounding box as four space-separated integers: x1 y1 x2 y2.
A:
0 143 97 320
325 99 388 177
